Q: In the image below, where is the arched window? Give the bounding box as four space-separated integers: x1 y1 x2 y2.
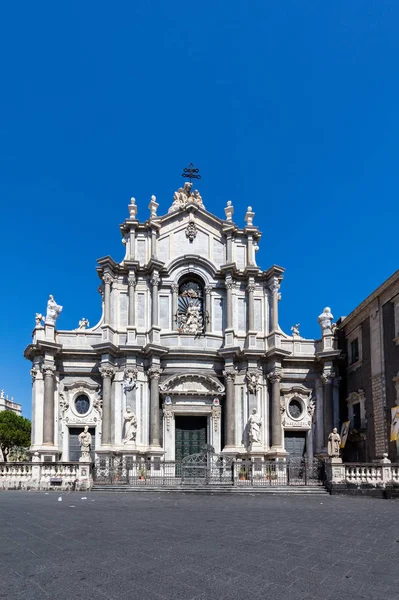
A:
177 279 204 334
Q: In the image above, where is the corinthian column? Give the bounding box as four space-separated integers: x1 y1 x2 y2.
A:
42 364 56 445
267 369 282 450
171 283 179 331
268 278 280 332
322 369 335 443
223 368 236 448
103 273 113 325
127 273 136 326
148 367 161 447
151 272 160 328
100 365 115 446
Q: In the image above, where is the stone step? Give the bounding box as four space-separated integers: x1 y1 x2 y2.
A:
91 485 328 495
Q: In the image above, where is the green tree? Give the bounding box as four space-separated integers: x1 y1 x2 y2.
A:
0 411 31 462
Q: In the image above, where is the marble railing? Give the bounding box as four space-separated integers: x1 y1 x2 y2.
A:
344 464 384 484
0 461 83 490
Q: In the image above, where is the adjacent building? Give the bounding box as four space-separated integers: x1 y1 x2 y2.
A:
337 269 399 462
24 180 341 464
0 390 22 416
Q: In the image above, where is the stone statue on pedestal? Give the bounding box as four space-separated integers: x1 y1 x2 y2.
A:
45 295 63 325
248 408 262 445
123 406 137 444
78 426 92 461
318 307 334 336
327 428 341 457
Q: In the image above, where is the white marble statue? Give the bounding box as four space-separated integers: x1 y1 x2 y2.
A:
291 323 300 336
78 426 92 461
246 371 260 395
248 408 262 444
169 182 205 213
123 407 137 444
327 428 341 457
180 300 203 334
78 318 89 330
35 313 44 327
45 295 63 325
318 307 334 335
123 369 137 394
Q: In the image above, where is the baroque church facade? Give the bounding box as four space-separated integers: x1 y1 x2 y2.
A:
25 180 341 464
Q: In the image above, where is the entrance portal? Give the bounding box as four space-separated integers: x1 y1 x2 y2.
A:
284 431 306 457
175 416 207 461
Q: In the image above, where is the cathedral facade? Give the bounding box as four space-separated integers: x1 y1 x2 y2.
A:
25 181 340 464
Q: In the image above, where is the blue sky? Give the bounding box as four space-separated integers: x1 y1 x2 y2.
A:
0 1 398 416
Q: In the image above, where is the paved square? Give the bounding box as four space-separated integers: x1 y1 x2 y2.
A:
0 492 398 600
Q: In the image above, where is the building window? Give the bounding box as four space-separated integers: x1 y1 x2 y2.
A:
75 394 90 415
350 338 359 364
177 279 204 334
288 399 303 420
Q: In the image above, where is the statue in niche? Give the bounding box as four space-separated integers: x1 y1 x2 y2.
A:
45 295 63 325
123 406 137 444
123 369 137 395
180 299 203 334
78 426 92 461
248 408 262 445
318 307 334 335
327 428 341 457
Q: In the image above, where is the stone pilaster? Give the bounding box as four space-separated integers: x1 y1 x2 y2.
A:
225 277 234 330
127 273 136 326
267 369 283 452
148 366 161 448
100 365 115 446
151 272 160 328
247 281 255 331
205 285 212 333
171 283 179 331
103 273 113 325
322 369 334 445
42 364 56 445
223 368 236 449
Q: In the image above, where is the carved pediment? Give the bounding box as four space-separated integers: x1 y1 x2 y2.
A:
160 374 225 396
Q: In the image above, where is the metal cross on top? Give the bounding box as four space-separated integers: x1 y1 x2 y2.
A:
181 162 201 182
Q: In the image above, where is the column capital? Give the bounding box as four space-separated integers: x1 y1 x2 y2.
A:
148 366 161 380
30 366 41 381
225 278 235 291
223 368 236 382
42 364 56 378
247 282 256 293
151 272 160 287
100 365 115 380
103 272 114 286
321 370 335 385
268 277 280 294
127 274 137 287
267 369 282 384
204 285 213 295
171 283 179 294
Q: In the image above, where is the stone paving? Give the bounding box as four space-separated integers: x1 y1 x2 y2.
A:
0 491 398 600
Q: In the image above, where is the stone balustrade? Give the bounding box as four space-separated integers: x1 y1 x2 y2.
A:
0 462 89 491
345 464 384 484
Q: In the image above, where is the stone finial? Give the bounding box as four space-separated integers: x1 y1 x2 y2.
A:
244 206 255 227
318 307 334 336
224 200 234 222
148 195 159 219
35 313 44 327
128 197 138 219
